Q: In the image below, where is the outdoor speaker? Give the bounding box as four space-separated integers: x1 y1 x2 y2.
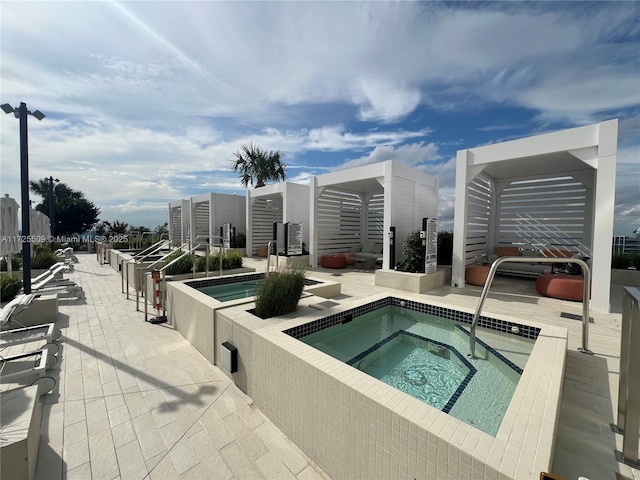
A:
221 342 238 373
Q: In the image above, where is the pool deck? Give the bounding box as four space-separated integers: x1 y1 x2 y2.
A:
6 253 638 479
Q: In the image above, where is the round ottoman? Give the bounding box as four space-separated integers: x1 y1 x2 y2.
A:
321 254 347 269
466 265 492 286
536 273 587 301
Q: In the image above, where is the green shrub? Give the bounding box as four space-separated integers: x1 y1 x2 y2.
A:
0 254 22 272
1 273 23 302
254 265 306 318
31 249 60 269
195 251 244 272
235 233 246 248
437 231 453 266
396 231 425 273
611 254 630 269
225 251 243 269
164 249 194 275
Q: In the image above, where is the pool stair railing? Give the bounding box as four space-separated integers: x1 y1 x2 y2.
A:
468 256 592 359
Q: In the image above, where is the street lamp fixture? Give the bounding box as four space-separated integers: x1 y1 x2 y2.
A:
2 102 46 294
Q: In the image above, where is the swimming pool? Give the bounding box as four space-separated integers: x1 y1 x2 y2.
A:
298 305 531 435
191 273 322 302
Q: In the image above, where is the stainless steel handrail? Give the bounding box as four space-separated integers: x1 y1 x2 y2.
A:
135 242 189 309
615 287 640 467
469 256 592 358
194 235 225 278
267 240 278 274
134 239 171 262
144 245 199 321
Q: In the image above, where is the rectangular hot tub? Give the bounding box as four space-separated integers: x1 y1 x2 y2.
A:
247 293 567 480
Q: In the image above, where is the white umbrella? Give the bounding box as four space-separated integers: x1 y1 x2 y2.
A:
0 195 21 273
29 208 51 246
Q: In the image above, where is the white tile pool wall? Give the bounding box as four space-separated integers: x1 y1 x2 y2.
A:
164 274 341 389
250 293 568 480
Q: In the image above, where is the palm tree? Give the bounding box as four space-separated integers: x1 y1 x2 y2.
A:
231 143 287 188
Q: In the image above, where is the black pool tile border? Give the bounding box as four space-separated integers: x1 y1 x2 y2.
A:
284 296 540 341
455 325 523 375
186 274 320 290
345 329 477 414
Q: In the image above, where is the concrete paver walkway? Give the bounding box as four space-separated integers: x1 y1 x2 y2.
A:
34 253 327 480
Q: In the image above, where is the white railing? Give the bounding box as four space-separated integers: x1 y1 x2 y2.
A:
614 287 640 467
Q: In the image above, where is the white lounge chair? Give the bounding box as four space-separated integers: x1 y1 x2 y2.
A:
31 262 72 284
0 346 57 395
0 295 59 395
30 267 85 299
0 294 62 355
54 246 78 265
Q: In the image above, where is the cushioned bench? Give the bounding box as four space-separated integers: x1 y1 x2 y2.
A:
466 265 493 286
321 255 347 269
536 273 587 301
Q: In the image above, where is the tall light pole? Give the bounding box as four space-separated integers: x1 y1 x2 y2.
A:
1 102 46 294
47 175 59 245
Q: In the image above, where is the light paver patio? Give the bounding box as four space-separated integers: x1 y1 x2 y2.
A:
7 252 638 480
32 253 328 480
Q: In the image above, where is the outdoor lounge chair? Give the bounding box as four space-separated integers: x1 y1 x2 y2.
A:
0 295 59 395
54 246 78 265
30 267 85 299
0 294 62 355
0 346 57 395
31 262 72 285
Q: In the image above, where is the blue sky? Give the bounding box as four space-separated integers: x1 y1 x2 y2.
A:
1 1 638 235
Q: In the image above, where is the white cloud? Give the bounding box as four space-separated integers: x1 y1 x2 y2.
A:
1 1 637 234
340 142 441 169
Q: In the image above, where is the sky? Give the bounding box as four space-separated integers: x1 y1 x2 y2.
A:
1 1 639 237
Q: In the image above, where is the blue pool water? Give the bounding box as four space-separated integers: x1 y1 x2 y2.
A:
194 274 321 302
300 305 534 436
198 281 262 301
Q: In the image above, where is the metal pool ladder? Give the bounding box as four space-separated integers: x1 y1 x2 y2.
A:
468 256 592 358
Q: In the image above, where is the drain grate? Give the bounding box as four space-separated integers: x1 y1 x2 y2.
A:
561 312 594 323
309 300 340 311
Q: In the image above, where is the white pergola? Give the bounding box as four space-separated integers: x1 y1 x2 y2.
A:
190 192 245 246
452 119 618 313
246 182 310 257
168 199 190 246
168 193 245 247
309 160 438 268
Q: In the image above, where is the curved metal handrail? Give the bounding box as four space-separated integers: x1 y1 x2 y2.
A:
469 256 592 358
194 235 225 277
267 240 278 273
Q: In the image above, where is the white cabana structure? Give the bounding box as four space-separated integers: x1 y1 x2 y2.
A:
309 160 438 269
1 195 21 272
246 182 310 257
168 199 191 246
452 119 618 313
169 193 246 247
189 193 245 246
